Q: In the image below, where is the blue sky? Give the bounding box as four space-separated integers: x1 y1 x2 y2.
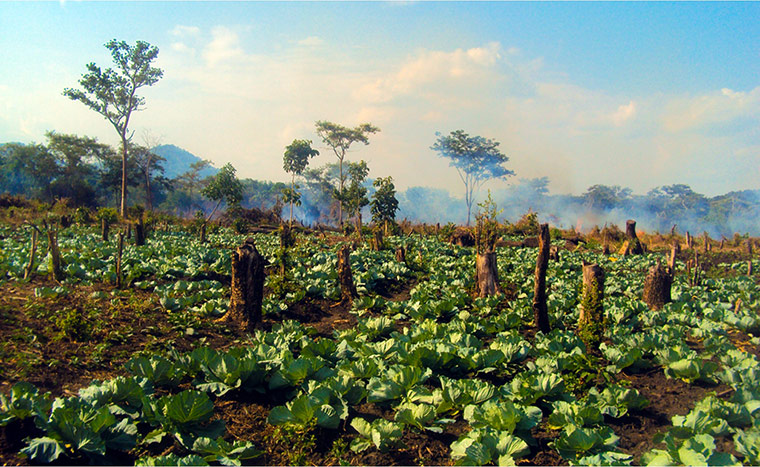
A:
1 1 758 197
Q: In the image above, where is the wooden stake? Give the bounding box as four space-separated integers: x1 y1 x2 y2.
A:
532 223 551 333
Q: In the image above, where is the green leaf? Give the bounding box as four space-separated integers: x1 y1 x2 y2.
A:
165 390 214 424
20 437 64 463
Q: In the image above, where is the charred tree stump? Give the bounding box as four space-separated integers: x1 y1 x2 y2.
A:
668 244 678 272
642 262 672 310
720 238 725 250
47 229 63 282
223 238 266 330
116 232 124 288
134 218 145 246
703 232 710 253
748 260 753 277
671 224 677 236
579 262 605 350
532 223 551 333
23 229 39 280
476 252 503 298
337 243 358 304
619 220 644 255
686 231 692 249
200 223 207 243
549 245 560 261
101 218 110 242
371 229 384 251
395 245 406 263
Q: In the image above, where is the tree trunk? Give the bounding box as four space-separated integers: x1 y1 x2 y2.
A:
532 223 551 333
101 218 110 242
23 229 38 280
720 238 725 250
47 229 63 282
116 231 124 288
686 231 692 249
134 218 145 246
476 252 503 298
703 232 710 253
200 222 207 243
222 238 266 330
579 262 604 350
355 212 363 241
748 260 753 277
120 136 128 217
279 224 294 277
642 262 672 310
337 243 357 304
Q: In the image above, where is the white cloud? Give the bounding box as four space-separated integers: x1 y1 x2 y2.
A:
297 36 324 47
611 100 636 126
202 26 245 67
171 25 201 37
662 87 760 133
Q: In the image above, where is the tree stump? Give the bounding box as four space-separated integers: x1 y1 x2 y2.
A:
703 232 710 253
579 262 605 349
720 238 725 250
476 252 503 298
23 229 38 280
642 262 672 310
749 260 753 277
668 244 678 272
372 229 384 251
134 218 146 246
116 232 124 288
337 243 358 304
47 229 64 282
602 242 610 255
686 231 692 249
532 223 551 333
621 220 644 255
395 246 406 263
549 245 560 261
101 218 110 242
200 223 207 243
222 238 266 330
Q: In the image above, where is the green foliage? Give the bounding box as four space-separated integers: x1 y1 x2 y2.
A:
201 163 243 219
0 382 52 426
474 190 502 254
371 176 399 227
350 417 404 453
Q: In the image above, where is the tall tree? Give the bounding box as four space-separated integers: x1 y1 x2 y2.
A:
45 131 107 206
314 121 379 226
63 39 163 217
431 130 514 225
282 139 319 225
0 143 58 201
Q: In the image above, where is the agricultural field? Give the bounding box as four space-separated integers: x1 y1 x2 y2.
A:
1 221 759 466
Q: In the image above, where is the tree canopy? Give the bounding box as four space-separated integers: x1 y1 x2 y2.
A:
63 39 163 217
431 130 514 225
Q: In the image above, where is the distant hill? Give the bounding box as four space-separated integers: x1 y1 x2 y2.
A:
152 144 218 179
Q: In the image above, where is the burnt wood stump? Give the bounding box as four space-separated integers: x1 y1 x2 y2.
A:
619 220 644 255
642 262 672 310
47 229 63 282
372 229 384 251
101 218 110 242
222 238 267 330
476 251 503 298
337 243 358 304
532 223 551 333
134 218 146 246
579 262 605 350
395 246 406 263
